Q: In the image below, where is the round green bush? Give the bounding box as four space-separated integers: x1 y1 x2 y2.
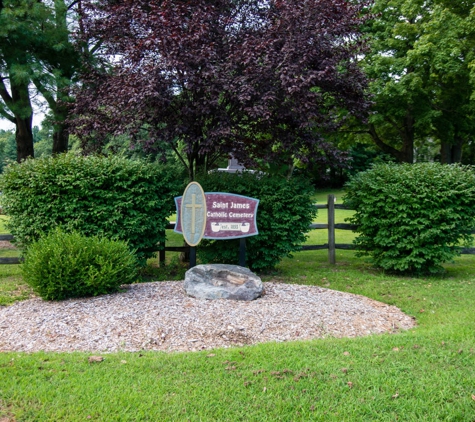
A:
22 228 139 300
344 163 475 274
0 153 184 265
197 172 317 271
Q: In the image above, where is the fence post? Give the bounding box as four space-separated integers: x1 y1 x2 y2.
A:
159 248 166 266
327 194 336 264
159 230 166 266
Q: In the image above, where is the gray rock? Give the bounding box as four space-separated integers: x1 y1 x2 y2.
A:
184 264 263 301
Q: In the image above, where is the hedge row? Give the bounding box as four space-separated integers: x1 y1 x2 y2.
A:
197 172 317 271
344 162 475 274
0 154 183 265
5 155 473 279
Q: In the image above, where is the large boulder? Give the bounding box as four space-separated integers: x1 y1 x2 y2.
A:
184 264 263 301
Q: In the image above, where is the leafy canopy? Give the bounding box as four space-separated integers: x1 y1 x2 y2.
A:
72 0 370 180
361 0 475 163
0 0 95 160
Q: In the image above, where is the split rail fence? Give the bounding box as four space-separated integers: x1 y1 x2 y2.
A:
1 194 475 265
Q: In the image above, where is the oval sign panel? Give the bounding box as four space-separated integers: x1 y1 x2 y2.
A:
180 182 207 247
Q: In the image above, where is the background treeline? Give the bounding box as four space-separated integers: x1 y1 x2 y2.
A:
1 0 474 187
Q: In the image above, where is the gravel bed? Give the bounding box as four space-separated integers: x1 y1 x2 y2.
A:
0 281 416 353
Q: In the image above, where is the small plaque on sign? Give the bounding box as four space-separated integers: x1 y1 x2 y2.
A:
180 182 207 246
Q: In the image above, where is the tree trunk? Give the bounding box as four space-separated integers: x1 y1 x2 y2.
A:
6 74 35 162
15 115 34 162
453 142 463 163
401 113 415 163
52 123 69 154
440 137 463 164
51 66 72 154
368 123 414 163
440 142 452 164
187 153 196 182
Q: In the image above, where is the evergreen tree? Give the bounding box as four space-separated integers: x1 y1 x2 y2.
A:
0 0 40 160
0 0 91 161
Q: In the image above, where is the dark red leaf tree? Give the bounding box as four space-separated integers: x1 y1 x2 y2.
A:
71 0 370 180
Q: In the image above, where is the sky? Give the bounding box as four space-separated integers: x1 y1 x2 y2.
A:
0 118 14 131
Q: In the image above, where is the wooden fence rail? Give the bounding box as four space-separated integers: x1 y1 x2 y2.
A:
2 194 475 265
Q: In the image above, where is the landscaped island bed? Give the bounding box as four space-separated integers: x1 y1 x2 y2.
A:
0 281 415 353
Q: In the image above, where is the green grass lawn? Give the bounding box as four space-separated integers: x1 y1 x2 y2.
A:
311 189 356 247
1 190 475 420
0 216 10 234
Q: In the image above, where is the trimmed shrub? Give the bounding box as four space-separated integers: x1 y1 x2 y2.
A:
22 228 138 300
344 163 475 274
0 154 184 264
197 172 317 271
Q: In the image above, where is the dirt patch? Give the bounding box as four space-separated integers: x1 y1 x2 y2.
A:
0 241 16 250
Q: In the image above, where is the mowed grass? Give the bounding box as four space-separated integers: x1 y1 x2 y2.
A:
0 216 9 234
310 189 356 246
1 190 475 420
0 265 33 306
0 214 31 305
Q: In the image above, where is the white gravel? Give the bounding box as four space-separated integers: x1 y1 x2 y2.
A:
0 281 416 353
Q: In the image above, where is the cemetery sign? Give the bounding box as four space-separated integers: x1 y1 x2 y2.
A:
175 187 259 243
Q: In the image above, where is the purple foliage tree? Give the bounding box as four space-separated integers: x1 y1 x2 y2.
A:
71 0 370 180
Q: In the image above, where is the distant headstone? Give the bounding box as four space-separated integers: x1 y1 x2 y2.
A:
216 154 248 173
184 264 263 301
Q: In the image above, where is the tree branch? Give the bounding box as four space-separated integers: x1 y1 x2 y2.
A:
67 0 81 11
0 106 15 123
368 123 402 159
170 142 189 174
89 40 103 55
384 116 407 141
32 77 57 111
0 78 14 109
